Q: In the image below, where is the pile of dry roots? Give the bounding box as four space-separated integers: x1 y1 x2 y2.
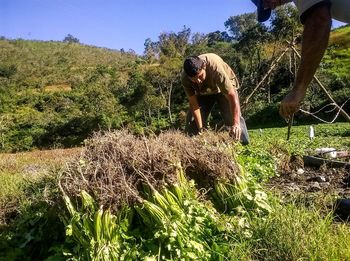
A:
59 130 240 212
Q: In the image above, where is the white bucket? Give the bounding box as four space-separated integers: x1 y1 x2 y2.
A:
315 148 337 158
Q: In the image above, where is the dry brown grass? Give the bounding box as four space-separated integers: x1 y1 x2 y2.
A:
0 147 81 175
60 130 240 212
329 27 350 49
0 147 81 226
43 84 71 93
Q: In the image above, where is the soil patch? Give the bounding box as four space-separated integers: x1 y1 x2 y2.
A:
268 162 350 198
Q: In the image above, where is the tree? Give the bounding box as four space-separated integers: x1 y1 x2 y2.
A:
191 33 207 45
63 34 80 43
144 57 183 124
143 38 159 62
175 26 191 55
206 31 232 46
224 13 257 40
270 4 302 40
158 26 191 58
184 33 210 57
235 23 271 72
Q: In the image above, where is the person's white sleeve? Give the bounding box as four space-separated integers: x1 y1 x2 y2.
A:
293 0 350 23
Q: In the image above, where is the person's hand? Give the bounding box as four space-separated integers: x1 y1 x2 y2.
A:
228 124 241 141
279 89 306 119
262 0 282 9
198 127 205 136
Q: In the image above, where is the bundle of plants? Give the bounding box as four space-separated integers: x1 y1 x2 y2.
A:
58 130 271 260
59 130 240 211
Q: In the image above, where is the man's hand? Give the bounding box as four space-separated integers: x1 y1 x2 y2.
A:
198 127 204 136
228 124 242 141
279 89 306 119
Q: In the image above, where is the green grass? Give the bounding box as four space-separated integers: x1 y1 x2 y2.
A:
329 25 350 49
0 172 27 200
249 200 350 260
237 122 349 184
248 122 350 156
323 25 350 78
0 148 80 227
0 148 80 260
235 122 350 260
222 197 350 260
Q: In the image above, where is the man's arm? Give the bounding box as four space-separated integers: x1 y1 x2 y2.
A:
279 4 331 119
188 95 203 131
226 88 242 140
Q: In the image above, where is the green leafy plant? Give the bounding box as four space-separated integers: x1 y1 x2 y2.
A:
61 191 138 260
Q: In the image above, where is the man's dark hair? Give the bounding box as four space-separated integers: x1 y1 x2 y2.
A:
183 56 204 77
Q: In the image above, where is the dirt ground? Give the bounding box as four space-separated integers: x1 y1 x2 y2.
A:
269 164 350 198
267 151 350 196
266 155 350 221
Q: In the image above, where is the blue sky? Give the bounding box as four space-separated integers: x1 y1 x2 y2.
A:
0 0 346 54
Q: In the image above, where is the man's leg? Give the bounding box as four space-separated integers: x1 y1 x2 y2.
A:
217 93 250 145
239 116 250 145
185 95 216 135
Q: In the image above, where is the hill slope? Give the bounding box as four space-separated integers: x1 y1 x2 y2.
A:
0 40 138 90
323 25 350 79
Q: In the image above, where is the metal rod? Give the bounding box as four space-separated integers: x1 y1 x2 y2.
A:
287 114 294 141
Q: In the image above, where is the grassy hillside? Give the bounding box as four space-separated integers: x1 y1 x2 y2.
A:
323 25 350 79
0 39 138 90
1 26 348 96
0 40 145 151
329 25 350 49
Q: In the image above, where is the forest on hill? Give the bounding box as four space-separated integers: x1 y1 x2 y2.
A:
0 4 349 152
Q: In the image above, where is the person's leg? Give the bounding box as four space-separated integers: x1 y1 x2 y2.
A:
185 95 216 135
216 93 250 145
216 93 233 125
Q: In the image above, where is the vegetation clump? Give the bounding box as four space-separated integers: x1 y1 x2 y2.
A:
57 130 273 259
59 130 240 212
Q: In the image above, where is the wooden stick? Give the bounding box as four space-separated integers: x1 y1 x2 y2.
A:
290 45 350 122
243 46 290 105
